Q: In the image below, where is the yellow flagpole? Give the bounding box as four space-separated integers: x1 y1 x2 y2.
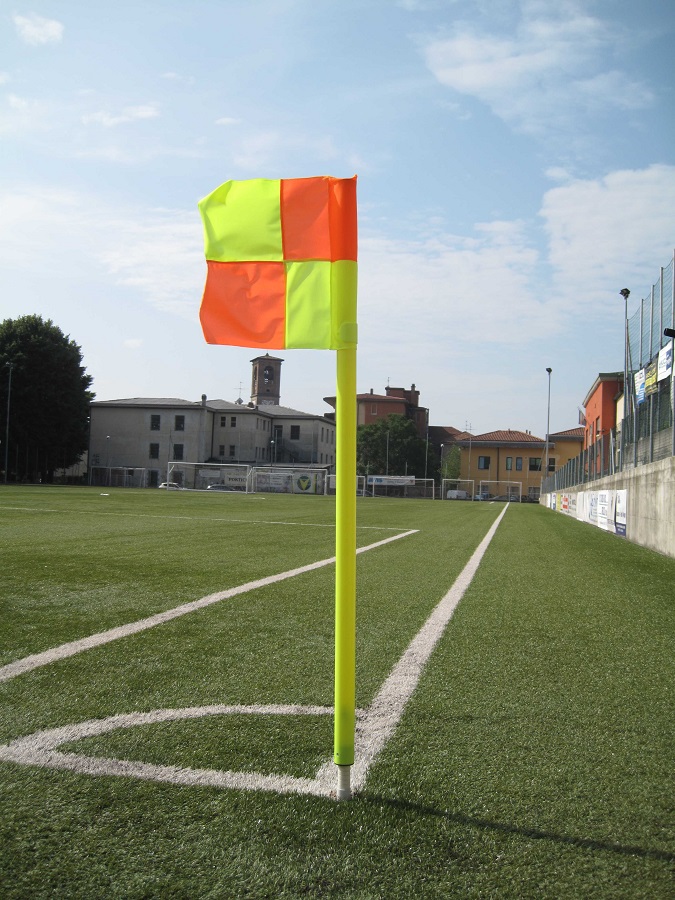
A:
334 344 357 799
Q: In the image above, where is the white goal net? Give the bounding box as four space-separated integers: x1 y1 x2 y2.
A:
441 478 475 500
476 480 522 501
326 474 366 496
367 475 435 499
89 467 149 488
167 462 253 492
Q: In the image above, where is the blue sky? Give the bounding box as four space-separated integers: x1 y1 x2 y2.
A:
2 0 673 436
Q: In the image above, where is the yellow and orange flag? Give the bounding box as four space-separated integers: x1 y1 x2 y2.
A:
198 176 357 351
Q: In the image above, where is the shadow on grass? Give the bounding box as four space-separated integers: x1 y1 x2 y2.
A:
361 794 675 863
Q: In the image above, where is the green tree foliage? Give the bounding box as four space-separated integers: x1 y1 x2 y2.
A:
0 315 94 482
442 444 461 480
357 414 430 477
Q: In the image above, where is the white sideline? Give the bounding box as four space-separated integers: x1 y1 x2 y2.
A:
0 507 508 798
0 530 418 683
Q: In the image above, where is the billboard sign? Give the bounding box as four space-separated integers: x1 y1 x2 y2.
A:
634 368 646 405
658 341 673 382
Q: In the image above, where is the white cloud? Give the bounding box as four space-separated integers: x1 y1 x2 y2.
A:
0 187 202 317
421 6 652 135
215 117 241 126
81 105 160 127
123 339 143 349
358 218 548 358
540 164 675 310
13 13 64 46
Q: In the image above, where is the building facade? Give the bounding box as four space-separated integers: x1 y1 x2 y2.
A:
324 383 429 437
452 428 583 500
89 358 335 487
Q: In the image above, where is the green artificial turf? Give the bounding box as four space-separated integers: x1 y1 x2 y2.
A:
1 486 673 898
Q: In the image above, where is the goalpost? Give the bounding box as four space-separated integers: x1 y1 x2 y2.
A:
326 474 366 496
366 476 435 499
89 466 149 488
441 478 475 500
477 479 522 501
167 462 253 492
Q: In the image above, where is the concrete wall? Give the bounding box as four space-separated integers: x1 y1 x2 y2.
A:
541 456 675 559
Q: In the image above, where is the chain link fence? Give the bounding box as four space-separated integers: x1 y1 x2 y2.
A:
543 253 674 493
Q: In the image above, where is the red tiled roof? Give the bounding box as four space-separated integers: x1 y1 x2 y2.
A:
471 429 544 442
355 393 397 401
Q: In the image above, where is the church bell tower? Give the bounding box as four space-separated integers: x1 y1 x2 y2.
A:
250 354 283 406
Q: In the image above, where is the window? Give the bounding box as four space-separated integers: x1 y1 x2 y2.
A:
175 415 185 431
173 444 184 461
515 457 523 471
150 414 160 431
529 457 542 471
218 444 225 457
220 416 227 427
478 456 490 470
229 445 235 458
149 443 159 459
290 425 300 440
371 404 377 414
263 365 274 384
505 457 512 471
231 416 237 427
595 416 600 440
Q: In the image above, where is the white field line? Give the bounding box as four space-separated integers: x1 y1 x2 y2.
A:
345 502 508 792
0 507 507 799
1 504 408 531
0 530 418 684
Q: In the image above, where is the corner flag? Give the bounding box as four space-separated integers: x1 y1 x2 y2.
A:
198 175 358 799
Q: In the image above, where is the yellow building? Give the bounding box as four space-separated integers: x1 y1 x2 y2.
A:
453 428 583 500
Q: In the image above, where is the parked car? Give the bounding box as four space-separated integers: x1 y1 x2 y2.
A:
493 495 520 502
446 489 470 500
473 492 492 501
206 483 229 491
158 482 182 490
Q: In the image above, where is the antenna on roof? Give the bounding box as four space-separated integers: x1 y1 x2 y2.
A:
235 381 244 404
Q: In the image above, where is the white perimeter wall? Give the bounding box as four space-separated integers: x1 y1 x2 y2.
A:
541 456 675 559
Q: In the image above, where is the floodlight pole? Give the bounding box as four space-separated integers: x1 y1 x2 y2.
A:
620 289 630 470
4 362 13 484
544 368 552 488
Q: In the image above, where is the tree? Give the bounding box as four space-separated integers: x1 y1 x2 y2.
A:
0 315 94 482
441 444 461 481
357 414 429 477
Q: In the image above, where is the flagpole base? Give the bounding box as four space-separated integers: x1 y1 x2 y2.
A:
336 765 352 801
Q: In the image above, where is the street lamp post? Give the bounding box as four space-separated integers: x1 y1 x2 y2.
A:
620 289 630 470
4 362 13 484
544 367 552 489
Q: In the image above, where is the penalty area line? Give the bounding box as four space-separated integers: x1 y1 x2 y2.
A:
0 529 418 684
0 509 508 799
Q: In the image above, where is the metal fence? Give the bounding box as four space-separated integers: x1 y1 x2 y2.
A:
627 253 674 371
543 252 675 493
